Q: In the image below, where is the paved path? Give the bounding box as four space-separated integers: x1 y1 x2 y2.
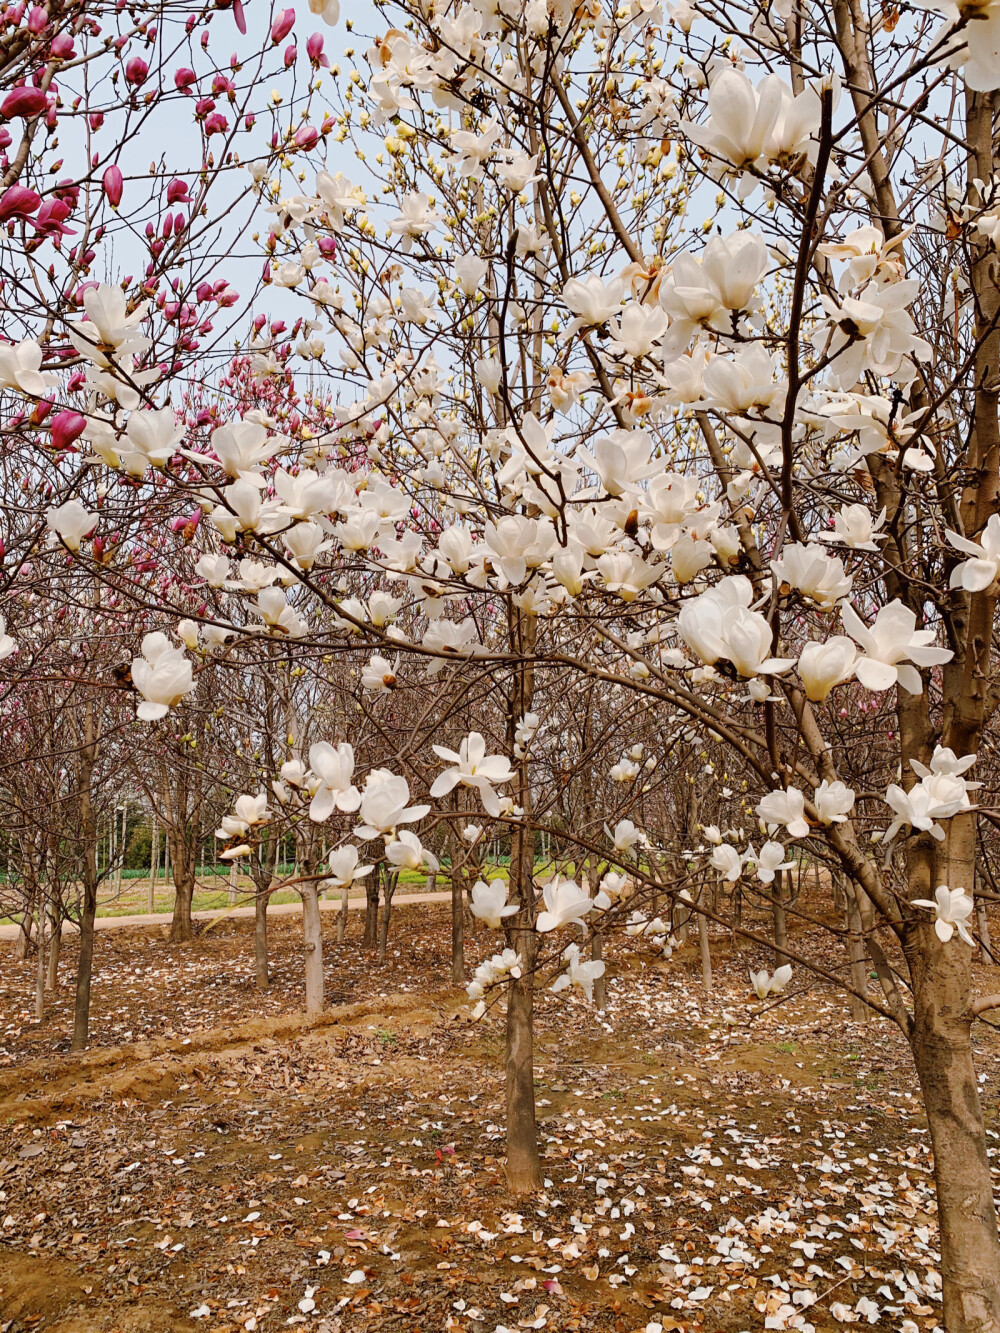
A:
0 891 453 941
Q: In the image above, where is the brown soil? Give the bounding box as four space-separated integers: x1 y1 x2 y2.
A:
1 905 999 1332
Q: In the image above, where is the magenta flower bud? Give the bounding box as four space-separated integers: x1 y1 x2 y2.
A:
125 57 148 86
294 123 318 150
173 213 185 235
233 0 246 34
244 113 255 131
27 6 47 33
195 97 216 116
66 370 86 392
196 280 213 302
174 67 197 94
49 33 74 58
317 236 337 258
0 185 41 221
1 86 48 119
51 410 86 451
307 32 325 62
166 177 190 204
283 43 297 67
253 312 266 332
102 164 123 207
270 8 294 43
89 111 104 130
205 112 228 135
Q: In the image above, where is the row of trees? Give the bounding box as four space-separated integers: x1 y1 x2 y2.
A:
3 0 1000 1326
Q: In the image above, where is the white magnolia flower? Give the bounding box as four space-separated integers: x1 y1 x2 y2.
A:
608 819 645 853
386 829 439 873
536 876 594 933
710 842 742 882
947 514 1000 592
814 780 855 824
430 732 515 817
771 544 853 608
470 878 518 929
355 769 430 839
361 653 399 692
234 793 269 827
551 942 606 1005
307 742 362 822
749 963 792 1000
797 637 859 702
130 631 195 721
561 273 624 334
325 844 373 888
911 885 976 945
820 503 886 551
841 600 952 694
751 840 794 885
0 616 14 662
46 499 96 551
756 788 809 839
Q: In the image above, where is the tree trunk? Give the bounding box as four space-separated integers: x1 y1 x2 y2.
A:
844 880 868 1023
337 886 349 944
169 869 195 943
148 816 157 914
255 887 271 991
591 931 606 1010
47 907 61 991
698 900 712 992
451 863 465 985
772 869 788 968
910 931 1000 1332
363 868 379 951
505 941 541 1194
34 906 46 1022
977 898 992 958
72 705 99 1051
301 884 324 1015
377 870 397 964
13 907 32 962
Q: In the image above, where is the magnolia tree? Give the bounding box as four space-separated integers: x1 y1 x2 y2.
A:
8 0 1000 1326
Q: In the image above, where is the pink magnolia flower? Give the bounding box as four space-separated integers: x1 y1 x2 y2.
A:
50 410 86 452
1 86 48 119
270 8 295 43
0 185 41 222
102 165 123 207
174 67 197 94
125 57 148 86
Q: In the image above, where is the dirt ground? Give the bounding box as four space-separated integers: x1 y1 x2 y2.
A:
1 903 999 1333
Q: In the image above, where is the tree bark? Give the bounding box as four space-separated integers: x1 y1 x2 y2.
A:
255 886 271 991
772 869 788 968
909 930 1000 1332
363 867 379 951
377 870 397 964
844 879 868 1023
46 905 61 992
169 870 195 943
71 703 99 1051
698 898 712 992
337 886 349 944
451 861 465 985
148 815 157 914
34 904 46 1022
591 931 606 1010
301 884 324 1015
505 940 540 1194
